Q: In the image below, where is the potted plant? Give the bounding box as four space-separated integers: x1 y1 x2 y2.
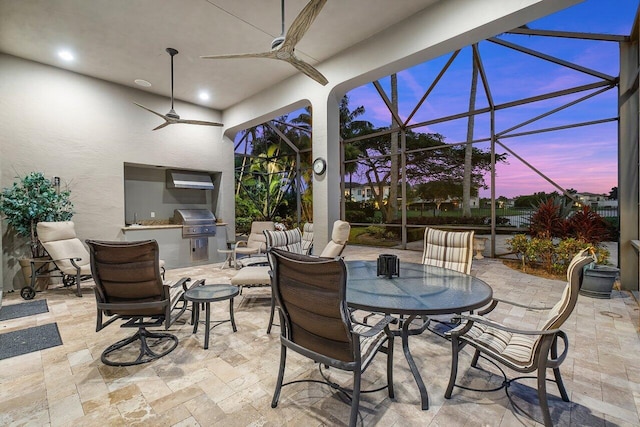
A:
0 172 74 291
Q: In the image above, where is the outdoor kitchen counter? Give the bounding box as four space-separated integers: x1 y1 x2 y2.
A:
122 224 182 231
121 223 227 231
122 223 228 268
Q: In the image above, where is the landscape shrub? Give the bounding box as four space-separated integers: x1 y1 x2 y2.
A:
365 225 386 239
507 234 609 275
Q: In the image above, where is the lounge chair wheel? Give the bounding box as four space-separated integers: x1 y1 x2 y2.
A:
21 286 36 300
62 275 74 287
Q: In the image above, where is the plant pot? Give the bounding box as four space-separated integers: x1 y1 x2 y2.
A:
580 265 619 299
473 237 488 260
18 257 51 292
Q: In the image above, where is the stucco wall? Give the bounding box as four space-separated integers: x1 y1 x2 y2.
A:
0 53 234 291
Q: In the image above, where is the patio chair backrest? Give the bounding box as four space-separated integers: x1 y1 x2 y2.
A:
37 221 91 275
264 228 304 268
542 248 595 331
270 247 355 362
301 222 314 255
319 220 351 258
246 221 276 252
422 227 474 274
87 239 167 317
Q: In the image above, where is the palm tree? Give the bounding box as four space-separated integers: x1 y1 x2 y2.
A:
463 48 478 217
340 95 373 199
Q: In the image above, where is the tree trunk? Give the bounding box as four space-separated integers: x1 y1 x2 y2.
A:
463 51 478 217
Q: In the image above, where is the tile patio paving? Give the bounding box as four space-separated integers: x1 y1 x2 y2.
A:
0 244 638 426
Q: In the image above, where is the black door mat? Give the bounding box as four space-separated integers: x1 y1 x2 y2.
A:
0 300 49 322
0 323 62 360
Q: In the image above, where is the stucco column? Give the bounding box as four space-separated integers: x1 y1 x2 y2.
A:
310 92 341 253
618 37 639 291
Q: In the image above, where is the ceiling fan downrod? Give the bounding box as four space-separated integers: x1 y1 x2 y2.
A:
166 47 179 119
271 0 286 50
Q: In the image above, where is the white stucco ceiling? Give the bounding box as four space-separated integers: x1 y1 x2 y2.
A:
0 0 441 110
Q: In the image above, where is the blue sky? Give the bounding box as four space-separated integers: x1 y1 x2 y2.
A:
345 0 638 198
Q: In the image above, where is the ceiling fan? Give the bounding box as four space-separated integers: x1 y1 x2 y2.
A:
134 48 224 131
201 0 328 86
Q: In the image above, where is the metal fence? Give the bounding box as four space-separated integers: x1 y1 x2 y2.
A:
495 207 619 229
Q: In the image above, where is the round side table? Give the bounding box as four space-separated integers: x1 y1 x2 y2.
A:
184 284 239 349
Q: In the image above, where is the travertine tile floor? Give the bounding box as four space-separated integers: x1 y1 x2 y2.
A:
0 245 638 426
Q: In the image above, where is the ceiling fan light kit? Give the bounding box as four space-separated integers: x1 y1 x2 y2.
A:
201 0 328 86
134 47 223 130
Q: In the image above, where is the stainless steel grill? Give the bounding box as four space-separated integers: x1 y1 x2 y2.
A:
173 209 217 238
173 209 217 263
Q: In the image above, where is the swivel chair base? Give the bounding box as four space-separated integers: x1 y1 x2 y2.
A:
101 327 178 367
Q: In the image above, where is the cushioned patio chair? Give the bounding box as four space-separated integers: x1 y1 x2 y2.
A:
36 221 93 297
269 248 395 427
420 227 475 334
319 220 351 258
444 249 596 427
301 222 314 254
422 226 474 274
36 221 166 298
233 221 275 267
86 239 194 366
230 228 305 333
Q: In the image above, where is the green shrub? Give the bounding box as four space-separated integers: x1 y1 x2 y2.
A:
235 217 253 235
507 233 608 275
345 210 368 223
365 225 386 239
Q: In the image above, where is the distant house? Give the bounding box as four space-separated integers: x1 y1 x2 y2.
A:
576 192 618 209
497 198 515 209
576 192 606 204
345 183 390 202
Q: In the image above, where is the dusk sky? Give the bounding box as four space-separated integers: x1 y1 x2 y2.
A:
346 0 638 199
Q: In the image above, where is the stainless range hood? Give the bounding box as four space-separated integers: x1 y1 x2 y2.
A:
166 170 215 190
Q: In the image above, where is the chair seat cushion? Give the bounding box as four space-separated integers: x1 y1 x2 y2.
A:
230 266 271 286
353 323 388 368
457 322 537 368
235 246 262 255
236 256 269 268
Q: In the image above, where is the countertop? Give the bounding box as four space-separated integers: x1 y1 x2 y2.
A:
122 223 227 231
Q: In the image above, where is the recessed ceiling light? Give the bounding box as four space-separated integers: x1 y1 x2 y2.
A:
58 50 74 61
199 92 210 101
134 79 152 87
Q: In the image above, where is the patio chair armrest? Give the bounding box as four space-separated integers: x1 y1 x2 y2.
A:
37 256 82 265
171 277 191 290
235 241 248 248
548 330 570 367
186 278 205 290
68 257 84 270
453 314 562 337
353 315 394 338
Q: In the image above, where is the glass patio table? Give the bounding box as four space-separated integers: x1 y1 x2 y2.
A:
346 260 493 410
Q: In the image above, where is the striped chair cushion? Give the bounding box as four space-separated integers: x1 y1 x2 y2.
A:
264 229 303 254
301 223 314 255
452 250 595 369
422 227 474 274
457 320 537 367
353 323 389 368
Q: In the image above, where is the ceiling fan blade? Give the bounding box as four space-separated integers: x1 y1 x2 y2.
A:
177 119 224 127
134 102 167 119
152 122 171 131
281 0 327 50
201 51 276 60
287 55 328 85
137 49 225 130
